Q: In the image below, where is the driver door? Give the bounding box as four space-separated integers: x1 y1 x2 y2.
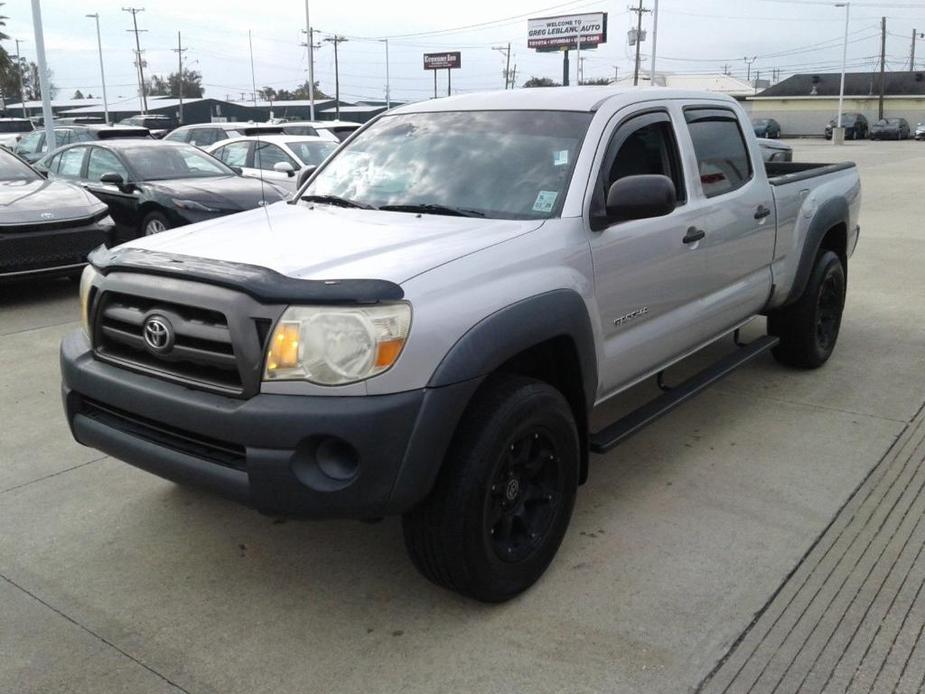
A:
82 147 139 240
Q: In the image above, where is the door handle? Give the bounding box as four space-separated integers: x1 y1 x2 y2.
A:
683 227 706 244
754 205 772 220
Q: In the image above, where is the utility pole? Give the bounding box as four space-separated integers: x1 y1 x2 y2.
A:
744 56 757 83
380 39 391 109
86 15 109 124
14 39 26 117
629 0 650 86
122 7 148 113
649 0 659 84
324 36 347 119
910 29 924 71
172 31 187 124
248 30 258 108
29 0 54 153
613 65 619 83
835 2 850 145
722 63 729 76
492 44 511 88
304 0 315 121
879 16 886 119
511 64 517 88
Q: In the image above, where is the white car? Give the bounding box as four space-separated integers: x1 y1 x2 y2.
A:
206 134 338 193
0 118 36 150
281 120 361 142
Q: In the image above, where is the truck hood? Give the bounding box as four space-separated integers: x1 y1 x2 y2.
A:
122 200 544 284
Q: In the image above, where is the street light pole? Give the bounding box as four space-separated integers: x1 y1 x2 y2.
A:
86 14 109 124
835 2 850 145
649 0 659 84
380 39 391 109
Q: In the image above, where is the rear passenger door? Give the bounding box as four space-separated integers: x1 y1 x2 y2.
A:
679 106 775 336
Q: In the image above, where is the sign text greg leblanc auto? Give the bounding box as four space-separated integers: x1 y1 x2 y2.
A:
527 12 608 51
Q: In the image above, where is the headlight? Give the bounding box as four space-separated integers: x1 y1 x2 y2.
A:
78 264 98 339
264 303 411 385
172 198 219 212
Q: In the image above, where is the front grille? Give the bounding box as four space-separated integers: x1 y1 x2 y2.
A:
81 398 246 469
94 292 244 395
0 224 107 275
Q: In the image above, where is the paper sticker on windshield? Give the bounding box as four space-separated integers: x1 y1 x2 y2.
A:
533 190 559 213
553 150 569 167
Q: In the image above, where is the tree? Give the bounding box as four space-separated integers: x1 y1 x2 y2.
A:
579 77 612 86
73 89 84 99
145 68 203 98
522 76 560 88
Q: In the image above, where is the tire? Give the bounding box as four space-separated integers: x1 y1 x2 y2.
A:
140 210 170 236
402 374 579 603
768 250 846 369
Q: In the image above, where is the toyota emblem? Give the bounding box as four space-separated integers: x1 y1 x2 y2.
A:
143 315 174 353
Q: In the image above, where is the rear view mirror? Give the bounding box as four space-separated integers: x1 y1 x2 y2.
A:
605 175 677 224
273 161 295 177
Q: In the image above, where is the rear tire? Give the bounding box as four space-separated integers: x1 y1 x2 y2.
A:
402 374 579 603
768 250 846 369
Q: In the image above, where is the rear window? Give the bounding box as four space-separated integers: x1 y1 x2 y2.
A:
0 120 34 133
685 108 752 198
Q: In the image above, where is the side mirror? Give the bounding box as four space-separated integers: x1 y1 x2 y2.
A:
297 165 318 187
604 174 677 224
99 172 133 192
229 166 243 176
273 161 296 177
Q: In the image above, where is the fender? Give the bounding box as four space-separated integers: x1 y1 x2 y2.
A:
783 196 849 306
428 289 598 414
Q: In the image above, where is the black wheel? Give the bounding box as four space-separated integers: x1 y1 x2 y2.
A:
140 210 170 237
768 250 846 369
402 374 579 603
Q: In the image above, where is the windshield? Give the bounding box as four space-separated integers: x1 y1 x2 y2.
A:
0 120 34 133
303 110 592 220
0 151 41 181
123 145 233 181
287 140 337 166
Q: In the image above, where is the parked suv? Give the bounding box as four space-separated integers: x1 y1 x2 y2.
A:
14 125 150 163
0 117 35 149
825 113 868 140
119 114 178 139
164 123 283 148
62 88 861 602
869 118 911 140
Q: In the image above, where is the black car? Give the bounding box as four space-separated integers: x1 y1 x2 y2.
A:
752 118 782 139
119 114 179 139
824 113 869 140
14 125 150 163
869 118 911 140
0 148 114 280
37 139 287 239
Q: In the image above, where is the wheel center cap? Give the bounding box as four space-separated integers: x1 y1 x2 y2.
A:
505 478 521 502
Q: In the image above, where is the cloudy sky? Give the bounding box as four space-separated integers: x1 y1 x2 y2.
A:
2 0 923 105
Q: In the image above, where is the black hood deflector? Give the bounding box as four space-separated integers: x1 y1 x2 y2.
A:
88 246 404 304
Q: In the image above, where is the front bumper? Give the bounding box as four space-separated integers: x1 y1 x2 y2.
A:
0 220 115 280
61 330 479 518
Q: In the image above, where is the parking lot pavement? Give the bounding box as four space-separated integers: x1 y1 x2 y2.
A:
1 139 924 694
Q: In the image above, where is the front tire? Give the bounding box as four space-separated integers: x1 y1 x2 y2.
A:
768 250 846 369
402 375 579 603
141 210 171 236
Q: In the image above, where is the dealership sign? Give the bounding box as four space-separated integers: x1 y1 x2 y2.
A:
423 52 462 70
527 12 608 51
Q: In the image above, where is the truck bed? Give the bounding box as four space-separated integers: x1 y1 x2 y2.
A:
765 160 856 186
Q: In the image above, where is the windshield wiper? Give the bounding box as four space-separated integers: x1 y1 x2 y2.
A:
377 203 485 218
300 194 374 209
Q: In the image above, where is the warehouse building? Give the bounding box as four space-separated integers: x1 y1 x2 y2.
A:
748 71 925 136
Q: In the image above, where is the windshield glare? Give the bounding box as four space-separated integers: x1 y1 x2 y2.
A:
124 145 233 180
303 110 592 219
0 152 40 181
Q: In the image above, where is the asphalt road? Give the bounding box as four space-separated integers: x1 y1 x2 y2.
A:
2 140 924 694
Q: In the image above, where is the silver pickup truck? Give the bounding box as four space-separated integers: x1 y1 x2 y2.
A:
61 88 861 602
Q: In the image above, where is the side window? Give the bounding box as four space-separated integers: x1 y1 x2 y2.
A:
254 142 295 171
196 129 225 147
215 141 250 167
56 147 88 179
17 131 42 154
685 109 752 198
594 111 686 219
87 147 129 182
164 129 188 143
43 152 62 174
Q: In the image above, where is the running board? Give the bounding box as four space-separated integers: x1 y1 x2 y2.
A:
589 335 779 454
